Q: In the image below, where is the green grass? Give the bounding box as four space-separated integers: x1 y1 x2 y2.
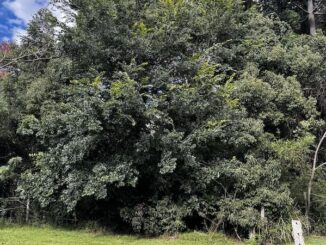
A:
283 236 326 245
0 226 241 245
0 226 324 245
302 236 326 245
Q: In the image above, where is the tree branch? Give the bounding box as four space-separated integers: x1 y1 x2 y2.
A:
316 162 326 170
295 3 309 13
0 50 54 70
306 131 326 224
313 0 326 11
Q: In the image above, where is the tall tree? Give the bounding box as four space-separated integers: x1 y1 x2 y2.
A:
0 0 326 242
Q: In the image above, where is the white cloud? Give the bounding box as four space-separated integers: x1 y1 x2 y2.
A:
8 18 24 26
3 0 76 43
49 2 76 28
2 37 10 42
11 27 27 44
3 0 48 25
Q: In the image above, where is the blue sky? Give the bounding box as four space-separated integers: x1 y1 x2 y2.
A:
0 0 49 42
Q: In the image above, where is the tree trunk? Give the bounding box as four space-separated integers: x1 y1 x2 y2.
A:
307 0 317 36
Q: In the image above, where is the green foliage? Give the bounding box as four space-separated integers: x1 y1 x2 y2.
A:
121 198 188 235
0 0 326 243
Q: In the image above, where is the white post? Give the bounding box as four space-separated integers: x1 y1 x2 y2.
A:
292 220 305 245
25 196 30 223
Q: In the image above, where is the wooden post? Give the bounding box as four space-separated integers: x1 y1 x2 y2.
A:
292 220 305 245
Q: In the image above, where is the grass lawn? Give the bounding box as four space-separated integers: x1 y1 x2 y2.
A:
0 226 324 245
0 226 241 245
303 236 326 245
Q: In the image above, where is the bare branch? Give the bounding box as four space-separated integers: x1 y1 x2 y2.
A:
295 3 309 13
0 49 55 70
306 131 326 224
316 162 326 170
300 16 309 23
0 207 22 212
313 0 326 11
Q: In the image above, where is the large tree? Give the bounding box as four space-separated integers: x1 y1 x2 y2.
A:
0 0 325 243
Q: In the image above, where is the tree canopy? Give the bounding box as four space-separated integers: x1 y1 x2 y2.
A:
1 0 326 244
